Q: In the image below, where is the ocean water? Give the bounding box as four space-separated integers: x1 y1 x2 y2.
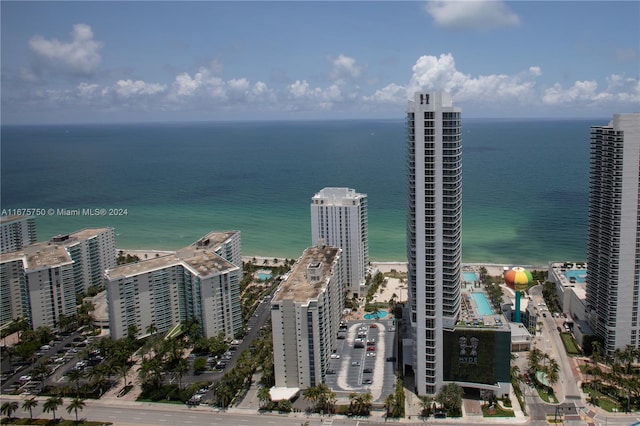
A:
0 118 596 264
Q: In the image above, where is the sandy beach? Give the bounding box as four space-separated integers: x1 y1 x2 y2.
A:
118 249 545 310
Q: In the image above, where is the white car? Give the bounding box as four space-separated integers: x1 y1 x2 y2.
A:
330 353 340 359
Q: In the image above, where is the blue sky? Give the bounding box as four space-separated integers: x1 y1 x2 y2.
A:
1 1 638 124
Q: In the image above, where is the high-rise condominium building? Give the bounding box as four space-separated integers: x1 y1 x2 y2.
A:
105 231 242 340
52 228 117 293
0 215 37 254
0 228 116 329
270 244 343 390
311 187 368 297
407 92 462 395
586 113 640 355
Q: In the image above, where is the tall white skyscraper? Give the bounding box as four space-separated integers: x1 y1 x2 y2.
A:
586 113 640 356
311 187 368 297
407 92 462 395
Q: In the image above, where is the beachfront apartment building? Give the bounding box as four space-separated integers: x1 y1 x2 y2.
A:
270 244 343 391
406 92 463 395
52 228 117 293
105 231 242 340
586 113 640 356
1 245 77 329
311 187 368 297
0 227 116 329
0 215 37 254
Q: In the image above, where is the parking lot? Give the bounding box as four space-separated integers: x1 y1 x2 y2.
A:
324 319 397 402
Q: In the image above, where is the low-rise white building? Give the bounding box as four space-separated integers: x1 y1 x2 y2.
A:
270 244 343 390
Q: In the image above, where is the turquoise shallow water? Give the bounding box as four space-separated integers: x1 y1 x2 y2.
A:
1 118 595 263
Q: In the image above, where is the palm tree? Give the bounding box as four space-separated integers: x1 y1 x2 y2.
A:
435 382 464 416
360 391 373 415
22 397 38 423
349 392 361 414
258 386 271 409
66 397 86 425
303 385 320 411
43 395 64 422
173 357 189 389
384 393 396 418
67 368 85 396
145 322 157 337
1 401 19 419
117 363 131 389
418 395 433 417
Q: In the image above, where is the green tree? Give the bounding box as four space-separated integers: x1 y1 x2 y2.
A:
277 399 292 413
43 396 64 422
303 385 320 410
21 397 38 423
1 401 19 419
67 368 85 396
384 393 396 418
66 397 86 425
258 386 271 409
173 357 189 389
435 383 463 416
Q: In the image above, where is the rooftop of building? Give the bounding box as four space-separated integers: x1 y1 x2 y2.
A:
312 187 366 203
105 232 239 280
457 287 510 331
548 262 588 292
48 227 114 245
23 243 73 269
1 240 79 269
177 245 237 276
272 245 340 303
0 215 32 225
191 230 239 250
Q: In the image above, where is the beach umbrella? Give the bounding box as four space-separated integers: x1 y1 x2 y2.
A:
504 266 533 291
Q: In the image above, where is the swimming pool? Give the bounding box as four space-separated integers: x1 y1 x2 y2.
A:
564 269 587 283
463 271 478 282
364 310 388 320
257 271 272 281
470 292 494 316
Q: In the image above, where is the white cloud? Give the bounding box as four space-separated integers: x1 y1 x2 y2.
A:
529 66 542 77
365 83 406 103
115 80 166 97
425 0 520 31
6 46 637 121
330 54 363 84
29 24 103 74
543 74 640 105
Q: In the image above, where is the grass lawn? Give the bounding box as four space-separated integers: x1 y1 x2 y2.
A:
536 386 557 403
584 388 621 412
559 332 581 355
482 405 515 417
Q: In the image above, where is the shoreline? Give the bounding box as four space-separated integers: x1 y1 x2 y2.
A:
119 249 548 274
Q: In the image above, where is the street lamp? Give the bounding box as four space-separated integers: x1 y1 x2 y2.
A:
554 406 564 424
